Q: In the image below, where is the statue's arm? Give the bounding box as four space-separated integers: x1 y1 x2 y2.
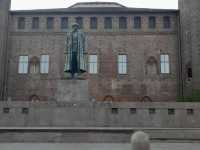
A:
64 40 67 54
65 34 70 54
82 33 87 54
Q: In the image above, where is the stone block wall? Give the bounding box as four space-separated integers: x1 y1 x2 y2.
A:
179 0 200 97
0 101 199 128
0 0 10 100
7 11 179 102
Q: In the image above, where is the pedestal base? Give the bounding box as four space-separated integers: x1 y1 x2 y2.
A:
55 79 89 102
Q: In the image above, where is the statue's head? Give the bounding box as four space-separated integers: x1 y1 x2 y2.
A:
72 23 79 31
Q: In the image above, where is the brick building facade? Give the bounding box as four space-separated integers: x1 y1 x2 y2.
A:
0 0 199 102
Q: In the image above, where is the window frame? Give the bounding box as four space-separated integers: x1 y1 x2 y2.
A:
119 16 127 29
163 16 171 29
118 54 128 75
134 16 141 29
40 54 50 74
104 17 112 30
18 55 29 74
149 16 156 29
46 17 54 30
76 17 83 29
160 54 170 74
90 17 98 30
88 54 98 74
18 17 26 30
61 17 68 29
32 17 39 29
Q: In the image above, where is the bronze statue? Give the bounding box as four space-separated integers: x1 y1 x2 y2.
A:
64 23 86 78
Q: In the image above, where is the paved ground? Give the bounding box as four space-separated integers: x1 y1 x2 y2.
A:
0 143 200 150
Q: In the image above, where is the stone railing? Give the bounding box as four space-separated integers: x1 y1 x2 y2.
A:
0 101 199 128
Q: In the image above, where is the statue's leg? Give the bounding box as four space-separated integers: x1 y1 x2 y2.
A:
71 72 74 78
71 52 78 78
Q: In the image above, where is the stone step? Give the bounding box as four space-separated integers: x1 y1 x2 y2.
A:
0 127 199 143
0 143 200 150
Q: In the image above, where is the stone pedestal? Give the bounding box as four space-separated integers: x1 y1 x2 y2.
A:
55 79 89 102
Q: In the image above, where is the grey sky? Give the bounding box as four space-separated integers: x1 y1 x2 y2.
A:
11 0 178 10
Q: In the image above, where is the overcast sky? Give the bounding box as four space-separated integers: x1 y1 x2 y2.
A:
11 0 178 10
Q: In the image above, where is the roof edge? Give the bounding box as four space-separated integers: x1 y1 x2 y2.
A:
10 7 178 15
68 2 127 8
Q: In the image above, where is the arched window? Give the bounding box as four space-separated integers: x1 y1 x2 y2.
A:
29 56 40 74
146 56 158 76
103 95 114 101
141 96 152 102
29 95 40 101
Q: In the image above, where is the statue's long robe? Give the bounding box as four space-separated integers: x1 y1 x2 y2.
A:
64 31 86 73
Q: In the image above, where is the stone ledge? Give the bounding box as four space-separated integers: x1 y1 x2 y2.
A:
0 127 199 142
0 127 199 130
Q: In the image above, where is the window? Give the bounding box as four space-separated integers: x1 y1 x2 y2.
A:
119 17 127 29
104 17 112 29
61 17 68 29
149 16 156 29
22 108 29 114
76 17 83 29
32 17 39 29
146 56 158 76
90 17 98 29
118 55 127 74
187 109 194 115
130 108 137 114
134 16 141 29
163 16 171 29
3 107 10 114
160 54 170 74
111 108 119 114
168 108 175 115
18 56 29 74
40 55 49 74
89 55 98 74
46 17 54 29
188 67 193 78
149 108 156 115
30 63 38 74
18 17 25 29
30 56 39 74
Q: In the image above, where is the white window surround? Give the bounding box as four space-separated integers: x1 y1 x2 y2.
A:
160 54 170 74
18 56 29 74
89 55 98 74
40 55 49 74
118 54 127 74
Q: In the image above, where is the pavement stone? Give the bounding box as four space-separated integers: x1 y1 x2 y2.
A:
0 143 200 150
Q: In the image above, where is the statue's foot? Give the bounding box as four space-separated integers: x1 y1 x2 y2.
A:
74 73 78 78
71 73 78 79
